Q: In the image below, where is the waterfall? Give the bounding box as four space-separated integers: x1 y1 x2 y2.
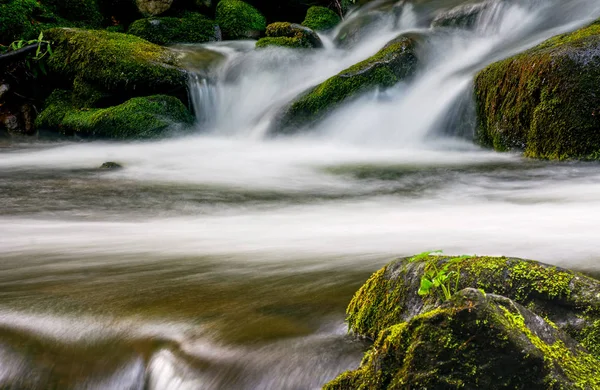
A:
185 0 600 146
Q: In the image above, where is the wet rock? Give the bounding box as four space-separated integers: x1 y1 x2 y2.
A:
333 11 387 49
475 19 600 160
20 104 34 134
344 254 600 357
215 0 266 39
0 84 10 100
135 0 173 15
36 91 193 139
431 1 491 29
100 162 123 169
256 22 322 49
128 12 221 45
274 34 418 133
2 114 19 132
326 288 600 389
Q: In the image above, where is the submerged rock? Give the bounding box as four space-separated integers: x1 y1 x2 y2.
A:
302 6 340 31
36 91 193 139
128 12 221 45
475 19 600 160
326 288 600 389
274 34 418 133
45 28 187 101
99 161 123 169
215 0 266 39
256 22 322 49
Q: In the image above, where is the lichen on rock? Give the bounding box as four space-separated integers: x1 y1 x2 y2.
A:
326 288 600 389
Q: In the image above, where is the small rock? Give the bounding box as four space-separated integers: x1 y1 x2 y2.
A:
100 162 123 170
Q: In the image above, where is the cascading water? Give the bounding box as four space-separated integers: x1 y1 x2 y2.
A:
1 0 600 388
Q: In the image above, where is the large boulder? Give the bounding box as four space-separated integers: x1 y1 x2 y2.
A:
45 28 187 101
215 0 266 39
301 6 340 31
431 0 491 30
475 20 600 160
326 288 600 389
345 254 600 358
274 35 418 133
255 22 322 49
36 91 193 138
128 12 221 45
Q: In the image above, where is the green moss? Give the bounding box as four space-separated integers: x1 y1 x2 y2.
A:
475 20 600 160
330 289 599 389
36 90 193 138
255 22 322 49
302 6 340 31
0 0 59 44
502 307 600 389
215 0 266 39
276 35 418 133
42 0 102 27
581 320 600 358
45 28 186 96
127 12 219 45
256 36 308 49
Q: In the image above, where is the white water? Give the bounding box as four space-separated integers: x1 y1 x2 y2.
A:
2 0 600 388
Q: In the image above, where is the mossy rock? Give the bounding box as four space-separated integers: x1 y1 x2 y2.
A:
128 12 221 45
327 288 600 389
302 6 340 31
36 90 193 139
45 28 187 100
215 0 266 39
274 34 418 133
42 0 103 27
255 22 322 49
475 20 600 160
0 0 63 44
346 254 600 358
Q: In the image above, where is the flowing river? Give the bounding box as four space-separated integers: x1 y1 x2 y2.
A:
2 0 600 388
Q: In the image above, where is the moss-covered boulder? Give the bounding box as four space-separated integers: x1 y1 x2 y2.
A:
215 0 266 39
327 288 600 389
255 22 322 49
45 28 187 100
128 12 221 45
346 254 600 358
36 90 193 138
0 0 98 44
475 20 600 160
302 6 340 31
274 35 418 133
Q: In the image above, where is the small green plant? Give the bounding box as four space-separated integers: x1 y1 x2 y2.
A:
409 251 475 301
8 32 53 76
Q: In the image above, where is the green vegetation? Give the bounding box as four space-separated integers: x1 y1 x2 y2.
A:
128 13 219 45
276 35 418 133
302 6 340 31
475 20 600 160
42 0 103 27
45 28 186 96
215 0 266 39
256 22 322 49
409 251 473 301
36 91 193 139
327 289 600 389
7 32 54 77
